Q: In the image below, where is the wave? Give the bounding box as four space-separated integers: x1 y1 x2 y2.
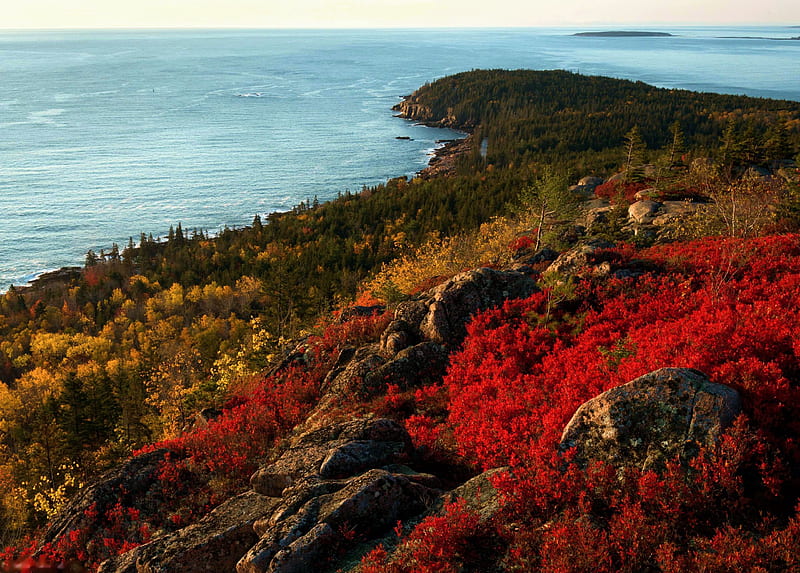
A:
0 268 59 293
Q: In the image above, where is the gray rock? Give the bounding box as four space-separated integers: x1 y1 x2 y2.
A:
98 491 278 573
319 440 408 479
628 200 663 224
379 319 415 356
363 341 449 395
238 469 438 573
393 268 536 346
267 522 340 573
250 418 411 497
545 240 613 277
633 188 658 201
560 368 742 471
651 200 700 227
322 349 386 397
578 176 604 189
436 467 508 523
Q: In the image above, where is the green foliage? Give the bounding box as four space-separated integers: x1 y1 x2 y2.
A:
514 168 581 251
402 69 800 173
623 125 647 182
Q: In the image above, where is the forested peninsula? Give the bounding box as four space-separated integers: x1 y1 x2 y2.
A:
2 69 800 572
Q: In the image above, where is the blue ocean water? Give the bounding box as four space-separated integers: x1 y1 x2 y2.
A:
1 27 799 288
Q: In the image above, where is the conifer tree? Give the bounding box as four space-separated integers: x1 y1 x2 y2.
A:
623 125 646 182
668 120 686 167
516 168 579 251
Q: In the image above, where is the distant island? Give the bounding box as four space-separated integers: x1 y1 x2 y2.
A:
718 35 800 41
574 31 674 37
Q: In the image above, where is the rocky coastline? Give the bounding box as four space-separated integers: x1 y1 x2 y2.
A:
392 94 472 179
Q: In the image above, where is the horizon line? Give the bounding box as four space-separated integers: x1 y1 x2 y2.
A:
1 23 799 32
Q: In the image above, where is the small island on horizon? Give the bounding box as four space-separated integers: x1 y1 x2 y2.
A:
574 30 674 37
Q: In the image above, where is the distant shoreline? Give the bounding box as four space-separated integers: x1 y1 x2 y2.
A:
717 36 800 41
574 31 674 38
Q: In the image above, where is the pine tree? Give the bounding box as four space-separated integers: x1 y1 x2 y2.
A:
762 121 792 166
668 121 686 167
623 125 646 182
719 120 742 170
84 250 99 267
516 168 579 252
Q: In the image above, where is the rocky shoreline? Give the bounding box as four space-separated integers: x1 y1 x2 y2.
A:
417 135 473 179
393 94 472 179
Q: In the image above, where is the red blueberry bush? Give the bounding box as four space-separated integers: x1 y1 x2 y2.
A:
370 234 800 571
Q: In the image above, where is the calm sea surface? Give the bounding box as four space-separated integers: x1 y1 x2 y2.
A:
1 27 799 288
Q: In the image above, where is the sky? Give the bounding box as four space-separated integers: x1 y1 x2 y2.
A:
2 0 799 29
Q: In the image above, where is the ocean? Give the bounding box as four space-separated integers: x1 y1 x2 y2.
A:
1 26 799 288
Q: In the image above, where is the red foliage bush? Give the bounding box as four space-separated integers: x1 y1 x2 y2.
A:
361 500 485 573
509 234 535 252
593 180 650 203
390 233 800 571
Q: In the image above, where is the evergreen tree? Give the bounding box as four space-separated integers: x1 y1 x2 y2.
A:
516 168 579 251
623 126 646 182
85 250 99 267
719 120 742 171
668 120 686 167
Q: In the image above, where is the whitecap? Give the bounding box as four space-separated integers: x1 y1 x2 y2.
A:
28 108 66 125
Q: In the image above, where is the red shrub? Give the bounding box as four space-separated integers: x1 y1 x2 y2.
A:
593 180 650 204
360 500 485 573
419 233 800 571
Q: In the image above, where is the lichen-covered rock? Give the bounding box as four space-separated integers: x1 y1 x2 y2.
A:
266 522 340 573
394 268 537 346
238 469 438 573
250 418 411 497
318 440 408 479
321 348 385 397
97 491 278 573
379 319 415 356
363 341 449 395
560 368 742 470
435 467 508 523
633 188 658 201
650 200 700 227
545 239 614 276
578 175 604 189
628 199 663 224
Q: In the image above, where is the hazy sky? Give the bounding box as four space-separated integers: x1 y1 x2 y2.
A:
2 0 799 29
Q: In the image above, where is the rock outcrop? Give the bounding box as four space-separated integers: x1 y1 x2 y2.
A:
628 199 663 224
41 449 172 548
560 368 742 470
98 491 279 573
238 418 440 573
311 268 536 420
545 239 615 277
394 267 537 346
250 418 413 498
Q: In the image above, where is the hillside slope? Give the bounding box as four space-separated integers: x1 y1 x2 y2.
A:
2 69 800 571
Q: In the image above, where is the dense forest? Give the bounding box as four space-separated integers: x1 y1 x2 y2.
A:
396 69 800 172
1 69 799 570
